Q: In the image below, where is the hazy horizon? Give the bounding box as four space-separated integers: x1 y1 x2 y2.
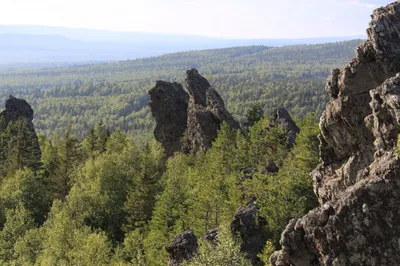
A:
0 0 391 39
0 24 366 40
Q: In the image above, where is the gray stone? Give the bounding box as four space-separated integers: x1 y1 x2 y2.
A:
272 2 400 265
148 81 189 156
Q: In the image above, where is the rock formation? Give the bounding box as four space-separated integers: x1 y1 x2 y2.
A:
271 2 400 265
165 231 198 266
186 69 240 153
148 81 189 156
0 95 41 170
231 201 268 265
1 95 35 130
272 108 300 148
149 69 240 155
166 202 267 266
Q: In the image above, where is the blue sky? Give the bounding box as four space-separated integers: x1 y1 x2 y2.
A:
0 0 392 38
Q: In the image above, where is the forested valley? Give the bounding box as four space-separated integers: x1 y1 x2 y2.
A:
0 40 361 141
0 39 359 265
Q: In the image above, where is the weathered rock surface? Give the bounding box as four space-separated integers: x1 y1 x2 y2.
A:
165 231 198 266
231 201 268 265
149 70 240 155
148 81 189 156
272 2 400 265
186 69 240 153
272 108 300 148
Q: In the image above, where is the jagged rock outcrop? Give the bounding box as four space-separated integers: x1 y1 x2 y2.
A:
165 231 198 266
149 70 240 155
272 108 300 148
186 69 240 153
272 2 400 265
148 81 189 156
231 201 268 265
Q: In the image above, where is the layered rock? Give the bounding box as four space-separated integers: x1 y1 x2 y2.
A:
272 2 400 265
186 69 240 153
165 231 198 266
148 81 189 156
272 108 300 148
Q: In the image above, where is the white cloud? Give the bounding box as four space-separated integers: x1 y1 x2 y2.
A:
323 17 333 21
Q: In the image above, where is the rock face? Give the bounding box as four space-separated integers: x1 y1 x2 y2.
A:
1 95 35 129
186 69 240 153
148 81 189 156
271 2 400 265
165 231 198 266
149 69 240 155
231 202 268 265
272 108 300 148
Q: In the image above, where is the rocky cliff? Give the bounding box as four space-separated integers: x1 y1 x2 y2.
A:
272 2 400 265
186 69 240 153
148 81 189 156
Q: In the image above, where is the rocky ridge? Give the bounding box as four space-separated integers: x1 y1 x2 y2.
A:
271 2 400 265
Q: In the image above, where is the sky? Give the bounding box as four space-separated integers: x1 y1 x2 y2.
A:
0 0 392 39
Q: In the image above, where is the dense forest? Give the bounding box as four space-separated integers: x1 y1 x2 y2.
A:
0 40 363 265
0 40 362 141
0 96 320 265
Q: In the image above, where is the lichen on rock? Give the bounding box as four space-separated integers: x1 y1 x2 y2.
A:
271 2 400 265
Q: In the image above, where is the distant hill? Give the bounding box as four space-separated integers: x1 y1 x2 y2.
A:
0 25 365 64
0 39 363 141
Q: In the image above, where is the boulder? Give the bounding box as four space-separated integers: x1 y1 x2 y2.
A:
165 231 198 266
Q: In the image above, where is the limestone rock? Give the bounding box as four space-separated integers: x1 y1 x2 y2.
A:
272 2 400 265
165 231 198 266
148 81 189 156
